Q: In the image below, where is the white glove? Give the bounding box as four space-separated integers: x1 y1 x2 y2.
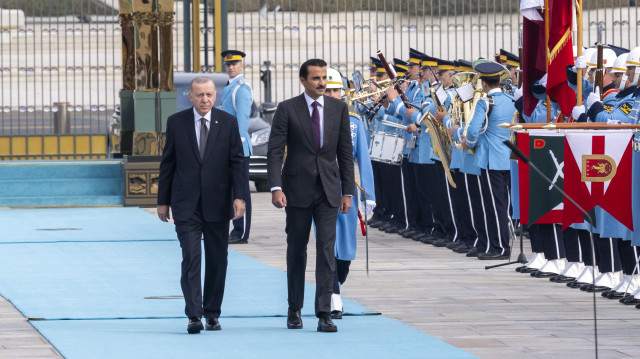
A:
513 87 523 101
364 200 376 216
607 119 621 125
574 56 588 70
539 74 548 88
586 87 601 108
571 105 586 120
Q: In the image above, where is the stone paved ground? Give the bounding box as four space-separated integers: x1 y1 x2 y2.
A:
2 191 640 358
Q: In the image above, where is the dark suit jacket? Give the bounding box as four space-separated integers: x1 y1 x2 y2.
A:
158 107 246 222
267 94 354 207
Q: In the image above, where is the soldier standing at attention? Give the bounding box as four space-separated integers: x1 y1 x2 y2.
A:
220 50 254 245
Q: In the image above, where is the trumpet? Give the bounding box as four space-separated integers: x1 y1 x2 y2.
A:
345 79 394 105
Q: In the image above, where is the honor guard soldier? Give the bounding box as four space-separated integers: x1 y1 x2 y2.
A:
220 50 254 244
323 67 376 319
462 61 513 260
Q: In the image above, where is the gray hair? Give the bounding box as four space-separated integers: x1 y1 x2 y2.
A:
189 76 215 92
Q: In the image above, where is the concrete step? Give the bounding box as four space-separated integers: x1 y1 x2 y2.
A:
0 195 123 207
0 160 124 207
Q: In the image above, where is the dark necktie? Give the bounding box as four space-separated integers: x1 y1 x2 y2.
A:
311 101 321 150
199 118 208 159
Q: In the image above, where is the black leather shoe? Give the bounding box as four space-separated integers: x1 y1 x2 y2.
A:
532 271 557 278
635 303 640 309
580 284 593 291
432 238 451 247
605 291 629 299
567 281 586 288
515 265 526 272
419 235 437 244
317 316 338 332
620 296 640 305
551 275 575 283
477 252 509 260
205 318 221 331
397 227 411 236
228 235 248 244
452 243 473 253
586 285 611 293
402 230 420 238
378 223 393 231
367 217 381 225
412 232 429 240
330 310 343 319
384 225 400 234
446 240 460 249
466 247 480 257
519 266 539 273
287 309 303 329
187 317 203 334
368 220 383 228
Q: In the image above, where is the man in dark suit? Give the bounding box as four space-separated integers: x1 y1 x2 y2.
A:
157 76 246 334
267 59 355 333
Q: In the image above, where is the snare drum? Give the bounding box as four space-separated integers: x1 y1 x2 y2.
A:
369 131 405 165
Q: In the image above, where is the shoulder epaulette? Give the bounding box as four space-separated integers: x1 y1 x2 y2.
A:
349 112 361 118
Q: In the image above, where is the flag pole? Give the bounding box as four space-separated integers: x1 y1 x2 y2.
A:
576 0 583 107
545 0 551 123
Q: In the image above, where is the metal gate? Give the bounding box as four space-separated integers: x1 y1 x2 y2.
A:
1 0 638 137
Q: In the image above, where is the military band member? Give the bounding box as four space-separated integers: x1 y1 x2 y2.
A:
366 58 392 229
384 57 425 238
424 56 457 245
437 60 483 254
404 50 439 242
460 61 513 260
220 50 254 244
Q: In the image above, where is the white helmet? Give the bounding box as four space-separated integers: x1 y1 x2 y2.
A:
326 67 343 90
611 53 628 74
625 46 640 86
587 48 616 68
582 48 597 69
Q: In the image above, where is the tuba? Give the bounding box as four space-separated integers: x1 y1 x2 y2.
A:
451 71 483 155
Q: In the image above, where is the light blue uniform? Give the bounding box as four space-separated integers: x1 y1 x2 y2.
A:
442 88 463 170
335 113 376 260
589 86 636 124
465 91 512 171
386 80 425 155
408 82 435 165
220 74 253 156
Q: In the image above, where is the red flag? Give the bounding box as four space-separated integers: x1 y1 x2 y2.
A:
562 131 634 230
521 17 546 117
517 131 565 225
546 0 577 117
